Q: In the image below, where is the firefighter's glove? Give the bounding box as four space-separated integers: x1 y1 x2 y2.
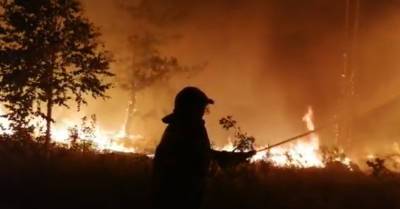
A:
244 150 256 158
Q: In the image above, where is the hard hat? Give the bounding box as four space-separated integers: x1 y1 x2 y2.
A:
174 86 214 109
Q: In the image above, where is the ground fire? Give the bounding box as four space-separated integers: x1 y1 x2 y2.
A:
0 104 375 170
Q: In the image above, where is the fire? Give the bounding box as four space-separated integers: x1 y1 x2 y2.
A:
0 104 353 167
0 106 142 153
250 106 325 167
218 106 352 168
51 123 141 153
0 108 12 135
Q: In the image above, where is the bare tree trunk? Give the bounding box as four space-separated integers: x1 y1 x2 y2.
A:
44 68 54 151
124 93 137 136
45 95 53 149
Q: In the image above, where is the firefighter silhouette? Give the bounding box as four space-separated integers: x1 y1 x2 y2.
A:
152 86 255 209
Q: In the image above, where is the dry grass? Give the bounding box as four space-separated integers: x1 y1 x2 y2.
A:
0 140 399 209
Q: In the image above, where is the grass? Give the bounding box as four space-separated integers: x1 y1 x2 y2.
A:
0 139 399 209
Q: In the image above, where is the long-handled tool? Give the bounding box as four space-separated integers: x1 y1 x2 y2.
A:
256 126 325 152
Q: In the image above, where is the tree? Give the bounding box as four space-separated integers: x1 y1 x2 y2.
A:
0 0 114 148
117 1 205 137
121 33 192 135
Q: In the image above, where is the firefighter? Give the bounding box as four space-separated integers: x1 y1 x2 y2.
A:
152 86 255 209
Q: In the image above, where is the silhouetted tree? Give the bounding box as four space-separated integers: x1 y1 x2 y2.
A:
121 33 192 135
0 0 113 148
117 1 205 136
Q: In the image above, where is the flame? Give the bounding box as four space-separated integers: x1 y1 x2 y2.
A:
217 106 353 168
249 106 324 167
216 106 326 167
0 104 353 168
0 108 12 135
0 106 142 153
51 123 142 153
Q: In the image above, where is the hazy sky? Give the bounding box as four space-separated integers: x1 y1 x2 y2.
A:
58 0 400 155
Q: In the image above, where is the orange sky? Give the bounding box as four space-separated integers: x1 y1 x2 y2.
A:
54 0 400 156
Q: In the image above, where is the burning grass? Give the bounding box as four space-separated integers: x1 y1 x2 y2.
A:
1 138 400 209
0 106 399 209
218 107 353 169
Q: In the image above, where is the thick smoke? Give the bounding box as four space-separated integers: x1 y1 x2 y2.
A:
53 0 400 156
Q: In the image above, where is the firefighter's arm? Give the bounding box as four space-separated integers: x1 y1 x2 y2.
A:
210 149 256 168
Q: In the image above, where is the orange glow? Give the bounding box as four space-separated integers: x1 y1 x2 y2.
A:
250 106 324 167
219 106 352 168
0 106 142 153
0 106 353 167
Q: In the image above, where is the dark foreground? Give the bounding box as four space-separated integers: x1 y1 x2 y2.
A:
1 141 400 209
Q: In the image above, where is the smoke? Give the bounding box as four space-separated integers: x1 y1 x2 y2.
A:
51 0 400 155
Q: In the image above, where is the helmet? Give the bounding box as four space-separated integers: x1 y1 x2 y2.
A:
174 86 214 110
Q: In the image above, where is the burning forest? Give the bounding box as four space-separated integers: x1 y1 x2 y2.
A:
1 0 400 209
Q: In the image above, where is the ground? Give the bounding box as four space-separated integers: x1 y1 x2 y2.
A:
1 140 399 209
